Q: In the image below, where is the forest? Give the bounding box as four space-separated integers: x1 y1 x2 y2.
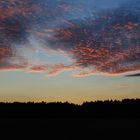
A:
0 99 140 118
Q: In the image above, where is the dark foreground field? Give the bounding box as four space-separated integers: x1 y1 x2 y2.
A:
0 99 140 138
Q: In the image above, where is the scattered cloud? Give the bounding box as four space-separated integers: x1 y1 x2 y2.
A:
0 0 140 77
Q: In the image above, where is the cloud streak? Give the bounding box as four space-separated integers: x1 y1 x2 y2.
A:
0 0 140 76
126 73 140 77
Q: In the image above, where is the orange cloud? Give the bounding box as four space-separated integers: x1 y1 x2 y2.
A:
30 65 48 72
0 0 140 77
47 64 74 76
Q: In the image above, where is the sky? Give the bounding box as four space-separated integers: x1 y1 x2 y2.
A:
0 0 140 104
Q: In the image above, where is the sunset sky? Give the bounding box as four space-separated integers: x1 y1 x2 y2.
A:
0 0 140 104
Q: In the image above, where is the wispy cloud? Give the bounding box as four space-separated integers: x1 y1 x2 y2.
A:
0 0 140 76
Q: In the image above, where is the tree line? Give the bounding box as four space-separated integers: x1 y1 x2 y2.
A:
0 99 140 118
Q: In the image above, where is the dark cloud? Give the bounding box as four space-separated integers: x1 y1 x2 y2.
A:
126 73 140 77
49 0 140 75
0 0 140 76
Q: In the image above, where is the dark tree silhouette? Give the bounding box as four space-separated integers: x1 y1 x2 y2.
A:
0 99 140 118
